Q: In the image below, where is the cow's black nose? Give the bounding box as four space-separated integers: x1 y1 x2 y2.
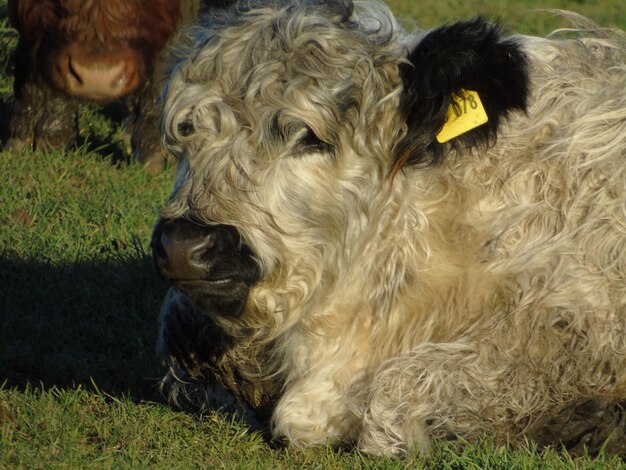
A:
152 218 255 283
152 220 216 280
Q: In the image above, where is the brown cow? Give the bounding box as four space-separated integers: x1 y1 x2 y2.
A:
5 0 231 170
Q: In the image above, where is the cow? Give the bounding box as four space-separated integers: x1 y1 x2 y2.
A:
5 0 231 171
152 0 626 456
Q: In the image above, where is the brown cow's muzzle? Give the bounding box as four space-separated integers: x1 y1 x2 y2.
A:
151 218 260 316
51 44 144 100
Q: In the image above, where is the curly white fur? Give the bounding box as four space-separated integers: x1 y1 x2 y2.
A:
158 0 626 456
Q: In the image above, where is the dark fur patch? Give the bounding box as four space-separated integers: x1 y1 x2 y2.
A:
160 294 280 416
394 18 529 170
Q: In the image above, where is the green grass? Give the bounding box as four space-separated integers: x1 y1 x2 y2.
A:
387 0 626 33
1 1 625 468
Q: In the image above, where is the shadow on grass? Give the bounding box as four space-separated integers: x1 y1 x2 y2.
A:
0 247 168 403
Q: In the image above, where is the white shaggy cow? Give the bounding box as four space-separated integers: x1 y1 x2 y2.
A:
152 0 626 456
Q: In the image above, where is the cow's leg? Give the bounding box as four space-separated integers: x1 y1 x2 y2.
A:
34 86 79 151
130 82 168 173
272 370 362 447
6 79 78 152
358 337 626 457
5 80 39 151
357 344 479 456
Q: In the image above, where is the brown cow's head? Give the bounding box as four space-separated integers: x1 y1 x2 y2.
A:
9 0 183 100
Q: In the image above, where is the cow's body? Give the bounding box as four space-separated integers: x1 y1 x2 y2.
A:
152 1 626 456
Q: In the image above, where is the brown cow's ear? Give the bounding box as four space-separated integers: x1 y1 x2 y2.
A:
394 18 529 169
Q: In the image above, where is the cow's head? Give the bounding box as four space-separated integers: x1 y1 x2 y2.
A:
152 0 528 331
9 0 183 99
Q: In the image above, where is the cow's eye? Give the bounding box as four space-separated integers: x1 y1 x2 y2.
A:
294 126 334 155
177 120 194 137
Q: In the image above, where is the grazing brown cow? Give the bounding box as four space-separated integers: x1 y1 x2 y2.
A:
5 0 231 170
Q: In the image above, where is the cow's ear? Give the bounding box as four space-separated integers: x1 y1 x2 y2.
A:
393 18 529 169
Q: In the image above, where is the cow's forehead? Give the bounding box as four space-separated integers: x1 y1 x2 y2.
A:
193 2 404 74
168 7 404 139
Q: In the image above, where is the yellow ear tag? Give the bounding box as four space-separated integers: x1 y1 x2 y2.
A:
436 90 488 143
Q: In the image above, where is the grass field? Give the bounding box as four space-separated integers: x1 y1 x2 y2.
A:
1 0 625 468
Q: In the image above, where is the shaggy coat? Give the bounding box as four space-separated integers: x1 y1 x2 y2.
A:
153 0 626 456
5 0 230 169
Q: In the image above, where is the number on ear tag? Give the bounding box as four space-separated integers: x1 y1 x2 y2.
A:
436 90 488 143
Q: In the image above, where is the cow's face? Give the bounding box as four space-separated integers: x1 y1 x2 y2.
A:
153 1 528 321
155 3 406 302
10 0 182 99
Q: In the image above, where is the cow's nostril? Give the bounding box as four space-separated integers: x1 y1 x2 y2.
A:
67 56 84 85
157 230 216 281
187 232 217 264
197 232 216 252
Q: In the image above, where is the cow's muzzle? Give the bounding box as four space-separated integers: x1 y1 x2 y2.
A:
151 218 260 315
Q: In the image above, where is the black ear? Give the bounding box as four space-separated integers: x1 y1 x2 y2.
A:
394 18 529 169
